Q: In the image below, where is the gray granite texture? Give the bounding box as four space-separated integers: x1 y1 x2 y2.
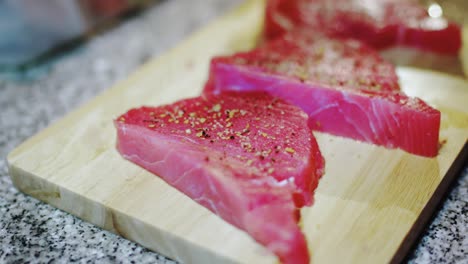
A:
0 0 467 263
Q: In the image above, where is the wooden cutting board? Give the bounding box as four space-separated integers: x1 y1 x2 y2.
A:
7 0 468 263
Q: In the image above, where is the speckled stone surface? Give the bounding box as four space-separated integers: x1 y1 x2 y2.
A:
0 0 467 263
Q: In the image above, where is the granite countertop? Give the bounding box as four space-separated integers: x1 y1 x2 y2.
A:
0 0 467 263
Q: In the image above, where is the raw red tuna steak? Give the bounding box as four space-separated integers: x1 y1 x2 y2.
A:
115 92 324 264
265 0 461 55
204 32 441 157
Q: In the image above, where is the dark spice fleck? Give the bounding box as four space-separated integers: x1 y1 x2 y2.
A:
202 130 211 138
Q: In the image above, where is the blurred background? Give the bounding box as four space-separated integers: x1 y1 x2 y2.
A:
0 0 157 71
421 0 468 22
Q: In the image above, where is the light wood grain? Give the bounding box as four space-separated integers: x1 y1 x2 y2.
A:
7 0 468 263
462 24 468 76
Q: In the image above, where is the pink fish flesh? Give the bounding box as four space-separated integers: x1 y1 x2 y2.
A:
265 0 462 55
204 32 441 157
115 92 325 264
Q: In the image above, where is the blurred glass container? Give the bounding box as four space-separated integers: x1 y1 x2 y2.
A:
0 0 155 69
420 0 468 77
422 0 468 24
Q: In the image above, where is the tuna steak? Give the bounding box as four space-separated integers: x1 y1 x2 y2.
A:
204 32 441 157
265 0 462 55
115 92 324 264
